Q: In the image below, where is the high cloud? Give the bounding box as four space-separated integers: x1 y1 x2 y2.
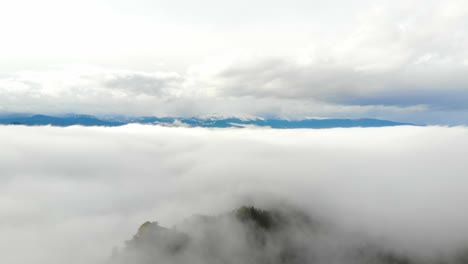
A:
1 125 468 263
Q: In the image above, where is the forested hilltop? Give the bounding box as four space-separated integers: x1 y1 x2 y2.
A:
109 206 468 264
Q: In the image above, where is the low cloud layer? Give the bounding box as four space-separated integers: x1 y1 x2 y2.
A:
1 125 468 263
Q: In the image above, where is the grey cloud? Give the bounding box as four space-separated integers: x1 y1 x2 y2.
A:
102 72 183 96
202 56 468 111
210 58 365 100
0 68 185 116
336 89 468 111
0 66 428 121
184 1 468 112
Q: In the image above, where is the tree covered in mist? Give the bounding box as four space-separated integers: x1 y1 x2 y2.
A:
109 206 468 264
236 206 277 230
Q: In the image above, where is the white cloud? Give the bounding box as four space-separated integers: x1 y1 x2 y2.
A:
1 125 468 263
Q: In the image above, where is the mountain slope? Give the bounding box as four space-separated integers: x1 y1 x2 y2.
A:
0 114 122 126
0 114 415 128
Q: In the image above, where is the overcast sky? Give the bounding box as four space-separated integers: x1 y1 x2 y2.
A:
1 0 467 124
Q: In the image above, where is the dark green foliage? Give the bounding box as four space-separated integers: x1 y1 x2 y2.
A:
235 206 278 230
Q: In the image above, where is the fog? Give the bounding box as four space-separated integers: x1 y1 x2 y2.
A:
1 125 468 263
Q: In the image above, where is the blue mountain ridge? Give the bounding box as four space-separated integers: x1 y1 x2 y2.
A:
0 114 416 128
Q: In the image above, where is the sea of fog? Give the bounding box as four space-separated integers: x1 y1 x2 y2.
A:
1 125 468 264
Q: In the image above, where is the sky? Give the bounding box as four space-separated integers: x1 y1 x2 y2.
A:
1 125 468 264
1 0 468 123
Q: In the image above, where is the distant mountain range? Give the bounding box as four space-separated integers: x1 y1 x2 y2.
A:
0 114 415 128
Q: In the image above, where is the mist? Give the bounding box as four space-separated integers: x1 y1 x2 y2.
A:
1 125 468 263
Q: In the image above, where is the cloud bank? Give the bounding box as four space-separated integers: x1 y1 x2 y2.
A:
1 125 468 263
